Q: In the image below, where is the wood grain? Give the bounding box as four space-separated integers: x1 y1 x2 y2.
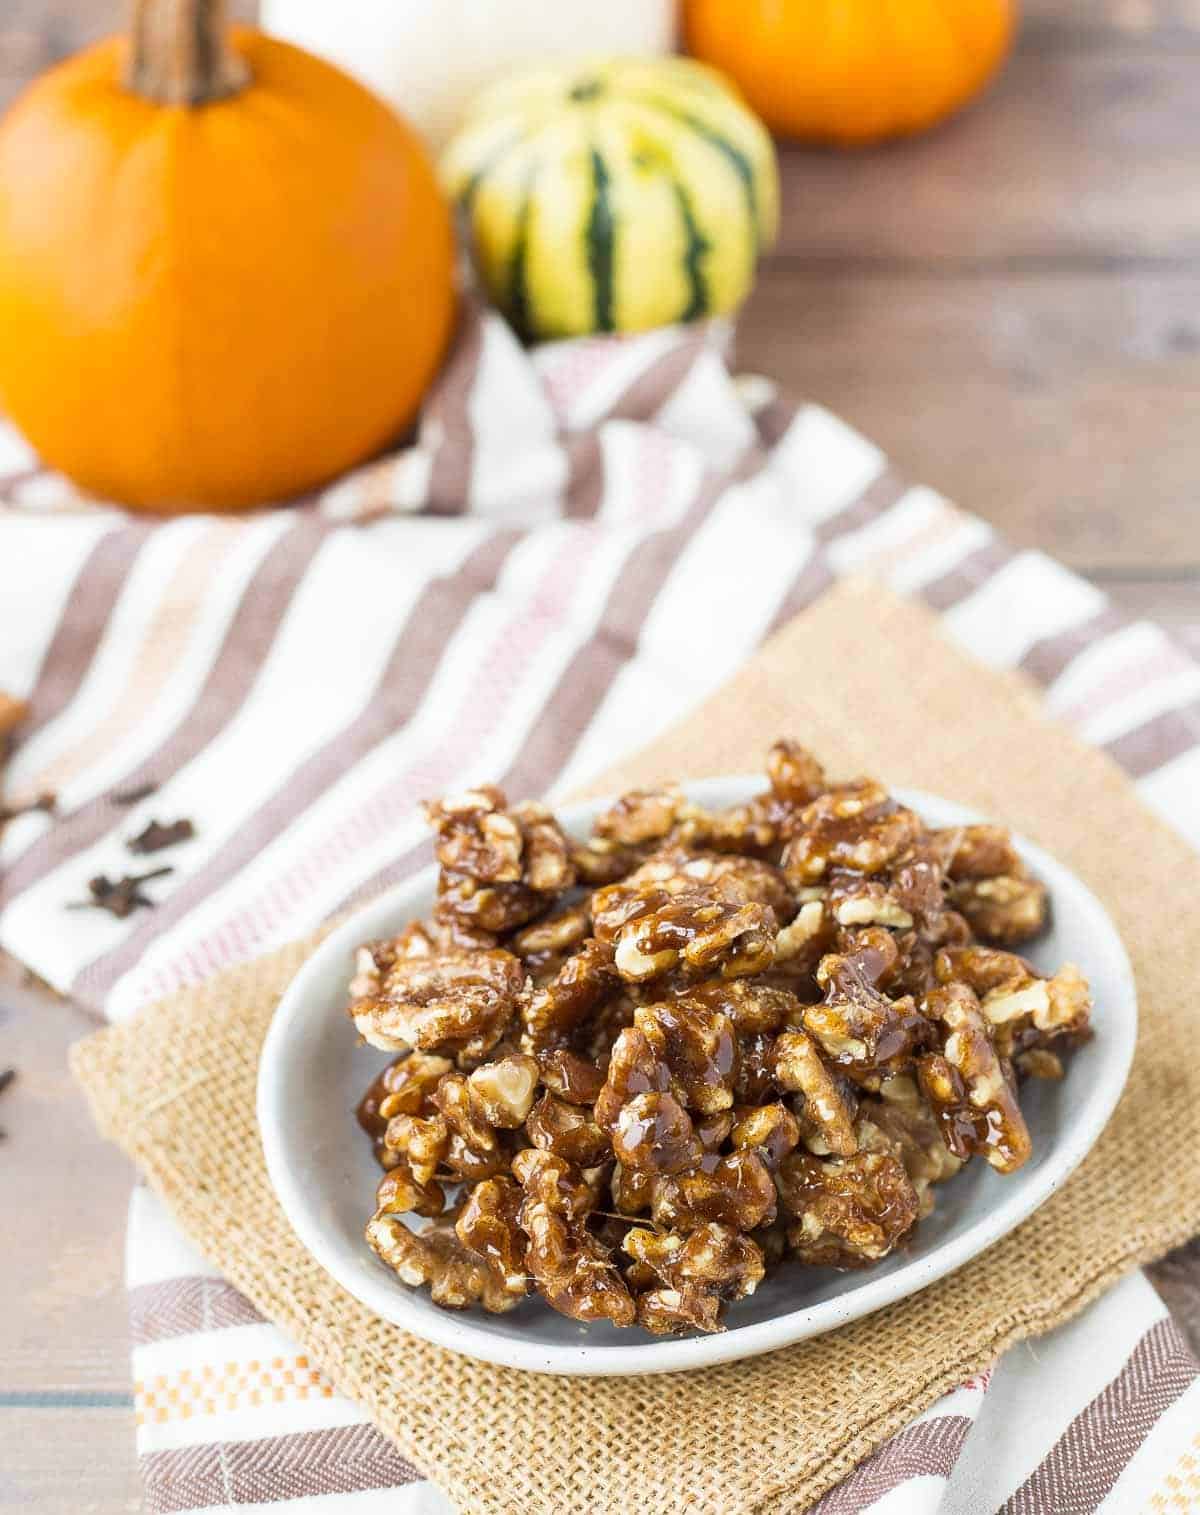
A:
0 1409 142 1515
0 959 140 1510
0 960 134 1395
768 44 1200 266
737 268 1200 572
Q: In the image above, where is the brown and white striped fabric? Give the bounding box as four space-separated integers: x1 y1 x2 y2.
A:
3 304 1199 1512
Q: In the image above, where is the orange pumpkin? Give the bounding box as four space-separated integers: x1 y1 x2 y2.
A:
0 0 455 512
684 0 1016 147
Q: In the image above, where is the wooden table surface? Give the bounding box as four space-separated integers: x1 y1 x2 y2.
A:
4 1 1200 1509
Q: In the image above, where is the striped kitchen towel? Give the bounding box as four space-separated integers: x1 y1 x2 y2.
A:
4 304 1200 1511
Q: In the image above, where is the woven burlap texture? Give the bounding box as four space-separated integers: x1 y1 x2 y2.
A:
72 582 1200 1515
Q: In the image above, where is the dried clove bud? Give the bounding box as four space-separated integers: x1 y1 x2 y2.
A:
68 866 174 919
128 818 196 854
109 781 159 807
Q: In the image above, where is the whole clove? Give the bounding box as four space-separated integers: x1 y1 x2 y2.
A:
67 866 174 920
128 818 195 854
109 781 159 807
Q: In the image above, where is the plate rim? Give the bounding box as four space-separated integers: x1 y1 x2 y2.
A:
258 778 1138 1377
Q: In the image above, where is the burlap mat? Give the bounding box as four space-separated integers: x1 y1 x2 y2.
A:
71 583 1200 1515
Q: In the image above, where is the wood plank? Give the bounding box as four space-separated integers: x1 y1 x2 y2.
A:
0 958 135 1395
737 267 1200 573
1029 1 1200 40
769 41 1200 266
0 1408 140 1514
0 962 140 1512
1149 1241 1200 1357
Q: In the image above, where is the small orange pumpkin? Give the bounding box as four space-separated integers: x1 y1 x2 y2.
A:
684 0 1016 148
0 0 455 512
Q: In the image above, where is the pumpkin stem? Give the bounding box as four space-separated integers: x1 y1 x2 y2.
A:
125 0 250 106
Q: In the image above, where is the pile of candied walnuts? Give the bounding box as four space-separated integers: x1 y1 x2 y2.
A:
349 742 1092 1336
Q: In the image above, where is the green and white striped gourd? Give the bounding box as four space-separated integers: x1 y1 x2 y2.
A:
442 57 779 340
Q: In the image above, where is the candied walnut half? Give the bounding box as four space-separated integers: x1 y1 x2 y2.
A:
729 1101 801 1169
348 943 523 1058
594 1026 672 1129
766 739 827 806
374 1162 445 1220
368 1051 457 1114
783 780 922 885
536 1047 606 1106
859 1074 961 1216
887 835 953 935
918 982 1032 1173
1015 1047 1064 1080
430 1073 509 1181
511 801 576 893
652 1150 776 1232
528 1091 611 1166
774 1030 859 1157
382 1112 448 1187
655 851 795 924
367 1210 519 1312
734 1030 781 1105
982 960 1092 1059
826 874 913 931
778 1148 919 1267
455 1176 529 1299
428 790 574 938
774 898 834 973
509 898 592 980
611 1091 702 1175
935 943 1030 995
426 788 574 892
949 874 1048 947
803 940 933 1084
934 824 1048 945
597 877 778 984
513 1149 635 1326
936 946 1092 1061
356 1051 454 1164
677 977 799 1035
612 1160 657 1216
435 869 542 936
613 847 794 918
520 938 617 1052
425 787 522 880
700 800 778 856
820 835 951 945
592 785 705 847
634 999 739 1114
701 740 828 857
940 824 1022 880
467 1054 540 1128
570 836 646 886
624 1221 765 1335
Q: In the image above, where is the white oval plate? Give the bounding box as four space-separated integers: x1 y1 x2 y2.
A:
259 779 1137 1377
